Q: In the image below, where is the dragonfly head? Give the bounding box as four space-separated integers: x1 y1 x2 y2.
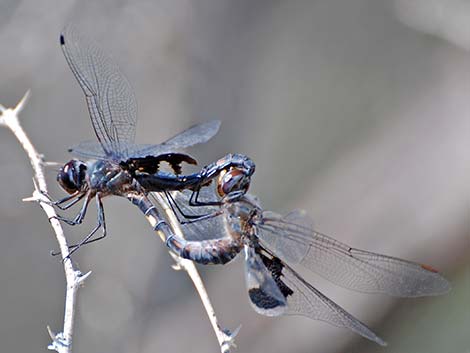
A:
217 167 252 200
57 160 87 194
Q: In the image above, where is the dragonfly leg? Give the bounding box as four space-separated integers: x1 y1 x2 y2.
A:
188 186 222 207
187 155 253 206
52 191 92 225
60 194 106 258
41 190 86 210
164 191 211 221
179 209 223 225
56 192 86 210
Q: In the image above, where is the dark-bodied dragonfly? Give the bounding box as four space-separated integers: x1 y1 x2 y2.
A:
165 167 451 346
51 25 254 254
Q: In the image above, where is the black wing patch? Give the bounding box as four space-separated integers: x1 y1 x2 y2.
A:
121 153 197 175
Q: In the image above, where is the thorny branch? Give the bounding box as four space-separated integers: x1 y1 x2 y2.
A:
0 92 237 353
0 91 84 353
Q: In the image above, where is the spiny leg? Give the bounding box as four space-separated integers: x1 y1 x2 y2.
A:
53 191 92 226
179 209 224 225
63 194 106 258
164 191 209 221
161 191 224 226
41 190 86 210
188 185 222 207
55 192 87 210
189 181 246 206
167 191 228 226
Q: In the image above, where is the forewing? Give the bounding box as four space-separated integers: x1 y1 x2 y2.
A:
70 120 219 160
67 141 109 159
257 210 450 297
129 120 221 157
61 24 137 160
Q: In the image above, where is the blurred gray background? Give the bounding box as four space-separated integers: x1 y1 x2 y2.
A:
0 1 469 352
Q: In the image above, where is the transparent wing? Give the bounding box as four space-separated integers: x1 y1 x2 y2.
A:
61 24 137 160
279 258 386 346
245 246 385 345
128 120 221 157
69 121 221 160
257 210 451 297
156 186 227 241
67 141 108 159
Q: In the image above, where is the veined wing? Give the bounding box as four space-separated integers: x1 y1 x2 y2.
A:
256 210 450 297
156 187 227 241
61 24 137 160
69 121 221 160
246 247 386 346
67 141 108 160
128 120 221 157
280 258 386 346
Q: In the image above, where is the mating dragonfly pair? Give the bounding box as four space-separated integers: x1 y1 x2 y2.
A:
49 25 450 346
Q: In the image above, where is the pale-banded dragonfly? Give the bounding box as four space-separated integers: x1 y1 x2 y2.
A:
165 167 451 346
49 25 254 254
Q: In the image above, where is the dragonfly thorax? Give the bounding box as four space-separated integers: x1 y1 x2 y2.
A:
57 159 87 194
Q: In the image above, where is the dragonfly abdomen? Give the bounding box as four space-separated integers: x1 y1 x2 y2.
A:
166 235 243 265
135 172 203 192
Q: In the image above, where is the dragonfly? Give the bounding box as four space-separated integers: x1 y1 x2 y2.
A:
164 167 451 346
49 24 255 254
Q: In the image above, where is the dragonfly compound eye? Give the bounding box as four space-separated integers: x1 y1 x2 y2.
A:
57 160 87 194
217 168 251 197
